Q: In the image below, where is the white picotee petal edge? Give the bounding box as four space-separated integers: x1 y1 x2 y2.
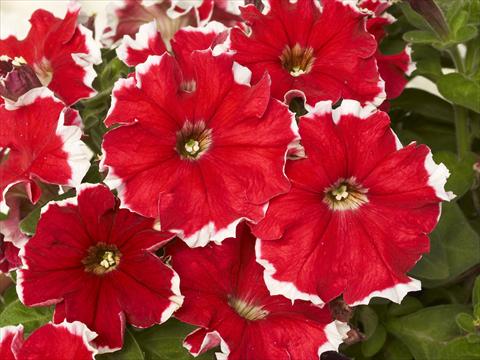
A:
161 268 184 323
173 217 246 248
96 312 126 354
135 54 164 88
116 21 162 66
405 45 416 76
167 0 203 19
4 87 60 110
317 320 351 356
232 62 252 85
255 239 324 305
348 277 422 307
56 113 93 187
304 99 378 124
55 320 98 357
101 1 127 46
184 329 230 360
105 76 137 120
424 151 455 201
0 324 24 356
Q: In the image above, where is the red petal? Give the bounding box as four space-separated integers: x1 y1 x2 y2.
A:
17 321 97 360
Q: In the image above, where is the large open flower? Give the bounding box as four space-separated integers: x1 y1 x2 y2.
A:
231 0 385 106
166 223 349 360
17 184 183 352
0 88 92 214
0 3 101 105
252 100 452 306
0 321 97 360
102 50 298 247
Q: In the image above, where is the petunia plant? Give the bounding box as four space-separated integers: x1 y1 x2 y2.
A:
0 0 479 359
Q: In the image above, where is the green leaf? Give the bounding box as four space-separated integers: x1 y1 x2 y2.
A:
19 207 41 235
0 300 53 334
410 202 480 287
97 328 145 360
361 324 387 357
474 276 480 318
466 333 480 343
386 304 479 360
1 284 18 306
383 338 413 360
132 319 216 360
390 89 454 124
433 151 476 198
403 30 439 44
19 189 77 235
451 25 478 43
456 313 475 333
388 296 424 317
437 73 480 113
356 306 379 338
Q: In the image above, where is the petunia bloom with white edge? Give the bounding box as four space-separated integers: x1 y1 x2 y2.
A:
0 3 101 105
102 50 299 248
0 87 92 214
16 184 183 352
252 99 453 306
167 223 350 360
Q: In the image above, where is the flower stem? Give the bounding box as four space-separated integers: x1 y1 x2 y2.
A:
448 46 470 159
454 106 470 159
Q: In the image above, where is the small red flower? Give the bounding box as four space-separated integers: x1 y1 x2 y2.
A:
102 50 298 247
0 321 97 360
102 0 195 46
252 100 452 306
0 3 101 105
167 223 349 360
231 0 385 106
360 0 414 101
0 88 92 214
17 184 183 352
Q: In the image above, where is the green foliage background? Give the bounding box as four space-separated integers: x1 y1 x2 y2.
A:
1 1 480 359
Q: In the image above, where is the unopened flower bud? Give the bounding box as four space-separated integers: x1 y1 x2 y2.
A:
406 0 449 38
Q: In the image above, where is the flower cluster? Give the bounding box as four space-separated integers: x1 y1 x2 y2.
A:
0 0 452 358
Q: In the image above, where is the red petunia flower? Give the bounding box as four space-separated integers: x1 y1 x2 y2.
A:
230 0 385 106
0 3 101 105
252 100 452 306
0 321 97 360
167 223 349 360
117 19 226 67
360 0 414 101
17 184 183 352
0 88 92 214
102 0 195 46
102 50 298 247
